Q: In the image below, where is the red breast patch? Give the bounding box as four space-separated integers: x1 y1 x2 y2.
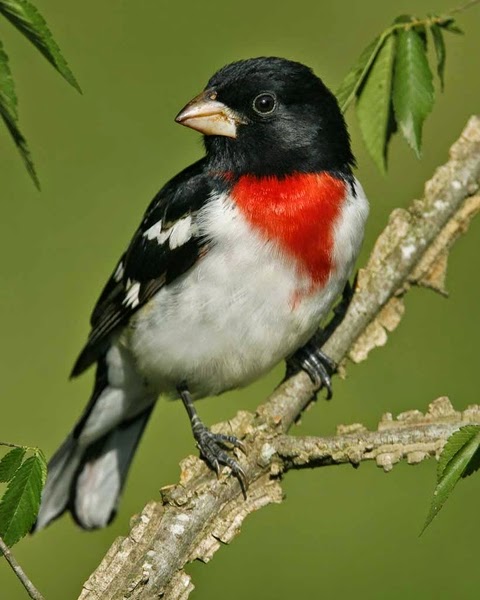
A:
232 172 347 286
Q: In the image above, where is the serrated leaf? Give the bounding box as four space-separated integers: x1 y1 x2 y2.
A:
0 38 17 116
430 24 446 90
385 99 398 150
33 449 47 487
440 18 463 35
335 35 384 113
0 454 45 547
416 25 428 49
356 33 396 173
422 426 480 533
462 445 480 478
392 28 434 157
0 0 81 92
437 425 480 480
0 448 25 482
0 38 40 188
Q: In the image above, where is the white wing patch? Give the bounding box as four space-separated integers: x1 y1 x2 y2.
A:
113 261 125 283
169 216 194 249
142 216 196 250
123 280 141 308
144 220 163 241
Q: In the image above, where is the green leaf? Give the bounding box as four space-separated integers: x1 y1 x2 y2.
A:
430 24 446 91
439 18 463 35
0 38 17 116
33 449 47 488
0 454 46 547
0 38 40 188
335 35 384 112
393 14 414 24
0 0 81 92
437 425 480 480
422 426 480 533
392 28 434 157
462 445 480 478
417 25 428 49
0 448 25 482
385 96 398 149
356 33 396 173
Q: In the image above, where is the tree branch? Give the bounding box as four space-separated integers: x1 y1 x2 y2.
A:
78 116 480 600
275 397 480 472
0 535 45 600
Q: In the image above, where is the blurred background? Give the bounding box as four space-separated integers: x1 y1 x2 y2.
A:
1 0 479 598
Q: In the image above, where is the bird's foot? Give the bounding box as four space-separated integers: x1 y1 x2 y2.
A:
178 384 248 494
287 342 337 399
285 278 355 396
193 423 248 495
323 277 356 340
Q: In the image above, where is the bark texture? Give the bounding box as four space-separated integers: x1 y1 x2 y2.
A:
78 116 480 600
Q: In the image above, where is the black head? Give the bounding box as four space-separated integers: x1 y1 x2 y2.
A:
176 57 354 178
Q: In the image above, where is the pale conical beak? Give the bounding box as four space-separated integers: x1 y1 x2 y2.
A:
175 91 242 138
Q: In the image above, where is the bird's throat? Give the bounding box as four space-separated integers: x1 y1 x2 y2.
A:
232 172 347 286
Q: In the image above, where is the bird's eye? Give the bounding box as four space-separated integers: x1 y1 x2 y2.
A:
252 92 277 115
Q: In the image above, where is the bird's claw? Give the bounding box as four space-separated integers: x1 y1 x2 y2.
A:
288 343 337 399
194 426 248 496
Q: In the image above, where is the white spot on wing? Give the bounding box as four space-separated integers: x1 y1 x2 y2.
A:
114 261 124 282
169 215 194 250
157 229 171 244
144 219 171 245
144 220 163 241
123 281 141 308
143 216 198 249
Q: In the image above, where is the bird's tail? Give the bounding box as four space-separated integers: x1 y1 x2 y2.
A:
34 347 156 531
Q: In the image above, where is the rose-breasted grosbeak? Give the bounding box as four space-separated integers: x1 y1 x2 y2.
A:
34 57 369 531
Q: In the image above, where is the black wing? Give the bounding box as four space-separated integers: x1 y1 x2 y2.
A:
71 158 216 377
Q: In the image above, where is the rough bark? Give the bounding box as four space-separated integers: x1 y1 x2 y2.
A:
275 397 480 472
78 116 480 600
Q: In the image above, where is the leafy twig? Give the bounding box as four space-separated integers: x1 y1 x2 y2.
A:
336 1 480 169
0 0 81 187
0 446 47 546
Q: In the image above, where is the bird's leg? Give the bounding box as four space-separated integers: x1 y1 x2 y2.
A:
286 277 357 399
177 383 248 495
322 277 356 341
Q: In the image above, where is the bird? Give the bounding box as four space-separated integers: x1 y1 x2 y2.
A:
34 56 369 531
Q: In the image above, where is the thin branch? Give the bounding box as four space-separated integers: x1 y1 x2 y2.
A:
0 442 23 449
275 398 480 472
450 0 480 15
78 116 480 600
0 535 45 600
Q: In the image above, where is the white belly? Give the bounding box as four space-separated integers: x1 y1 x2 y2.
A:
124 184 368 398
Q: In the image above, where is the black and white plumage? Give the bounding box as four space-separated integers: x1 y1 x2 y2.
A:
34 57 369 531
71 160 216 377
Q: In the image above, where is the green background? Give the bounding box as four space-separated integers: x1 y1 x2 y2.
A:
1 1 479 598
